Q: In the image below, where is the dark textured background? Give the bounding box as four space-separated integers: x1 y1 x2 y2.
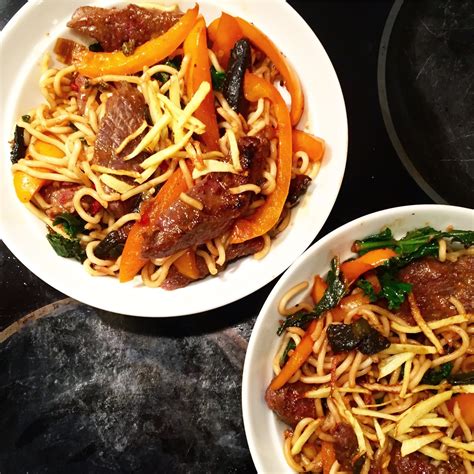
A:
0 1 433 473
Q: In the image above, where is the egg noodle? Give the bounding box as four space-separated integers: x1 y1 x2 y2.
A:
11 4 321 288
274 243 474 473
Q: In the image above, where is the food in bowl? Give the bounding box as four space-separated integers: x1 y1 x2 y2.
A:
266 225 474 473
8 2 324 290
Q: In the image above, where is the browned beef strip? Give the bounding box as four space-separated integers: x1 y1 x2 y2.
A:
161 237 265 290
395 255 474 323
265 381 317 427
287 174 312 207
332 423 359 471
94 82 148 173
389 443 465 474
41 182 81 218
67 5 181 52
142 137 269 259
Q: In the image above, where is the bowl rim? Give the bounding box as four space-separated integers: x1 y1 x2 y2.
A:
241 203 474 472
0 0 348 317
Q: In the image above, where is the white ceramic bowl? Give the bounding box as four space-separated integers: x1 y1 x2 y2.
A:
0 0 347 317
242 204 474 473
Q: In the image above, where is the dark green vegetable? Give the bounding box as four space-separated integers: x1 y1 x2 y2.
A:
421 363 453 385
378 272 412 310
211 66 226 91
10 116 30 164
357 279 378 302
46 232 86 262
52 212 86 239
448 370 474 386
327 318 390 355
277 257 347 335
153 58 182 83
94 229 128 260
223 39 251 113
280 340 296 365
353 227 474 257
88 42 103 52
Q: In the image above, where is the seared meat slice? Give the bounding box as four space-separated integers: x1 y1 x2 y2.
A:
287 174 311 207
93 82 148 173
161 237 264 290
396 255 474 323
41 182 81 218
332 423 359 471
265 381 317 427
142 137 269 259
389 443 465 474
67 5 181 52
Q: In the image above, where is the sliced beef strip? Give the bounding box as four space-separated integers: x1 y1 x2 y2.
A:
395 255 474 323
67 4 182 52
287 174 312 208
265 381 317 428
142 137 270 259
332 423 359 471
41 182 81 218
389 443 465 474
93 81 148 173
161 237 264 290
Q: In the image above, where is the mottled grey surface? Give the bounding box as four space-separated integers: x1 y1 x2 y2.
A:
0 300 256 473
383 0 474 206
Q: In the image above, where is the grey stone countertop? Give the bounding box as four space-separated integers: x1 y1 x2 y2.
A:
0 1 431 472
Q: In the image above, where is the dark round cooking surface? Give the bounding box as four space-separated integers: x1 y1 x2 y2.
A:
379 0 474 207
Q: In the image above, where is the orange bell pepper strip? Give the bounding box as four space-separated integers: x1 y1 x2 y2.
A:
76 5 199 78
330 293 370 322
447 394 474 428
13 141 64 203
341 248 397 285
321 441 337 474
270 275 326 391
311 275 328 305
292 129 325 162
235 17 304 126
174 249 200 280
183 18 220 151
119 167 189 282
230 73 292 244
211 13 243 69
207 17 220 44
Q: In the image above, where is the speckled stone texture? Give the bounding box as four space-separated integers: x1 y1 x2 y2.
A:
384 0 474 206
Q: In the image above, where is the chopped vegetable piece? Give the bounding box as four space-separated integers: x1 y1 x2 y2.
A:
174 249 200 280
327 318 390 355
10 125 27 164
448 370 474 386
235 16 304 125
210 66 226 91
230 73 292 244
183 17 220 151
311 275 328 305
321 441 336 474
153 58 181 83
94 229 128 260
421 363 453 385
292 130 325 162
280 339 296 366
330 292 370 323
378 272 412 310
88 42 103 52
447 394 474 428
75 5 199 78
357 278 378 303
278 257 346 334
223 39 252 113
270 319 318 390
52 212 86 238
210 12 243 69
341 248 397 284
13 172 45 203
46 231 85 262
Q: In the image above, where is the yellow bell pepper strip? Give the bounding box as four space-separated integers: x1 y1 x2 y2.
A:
174 249 200 279
235 17 304 126
292 129 325 162
183 17 220 151
269 271 326 391
76 5 199 78
13 141 64 203
230 73 292 244
340 248 397 285
119 167 189 282
211 13 243 69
